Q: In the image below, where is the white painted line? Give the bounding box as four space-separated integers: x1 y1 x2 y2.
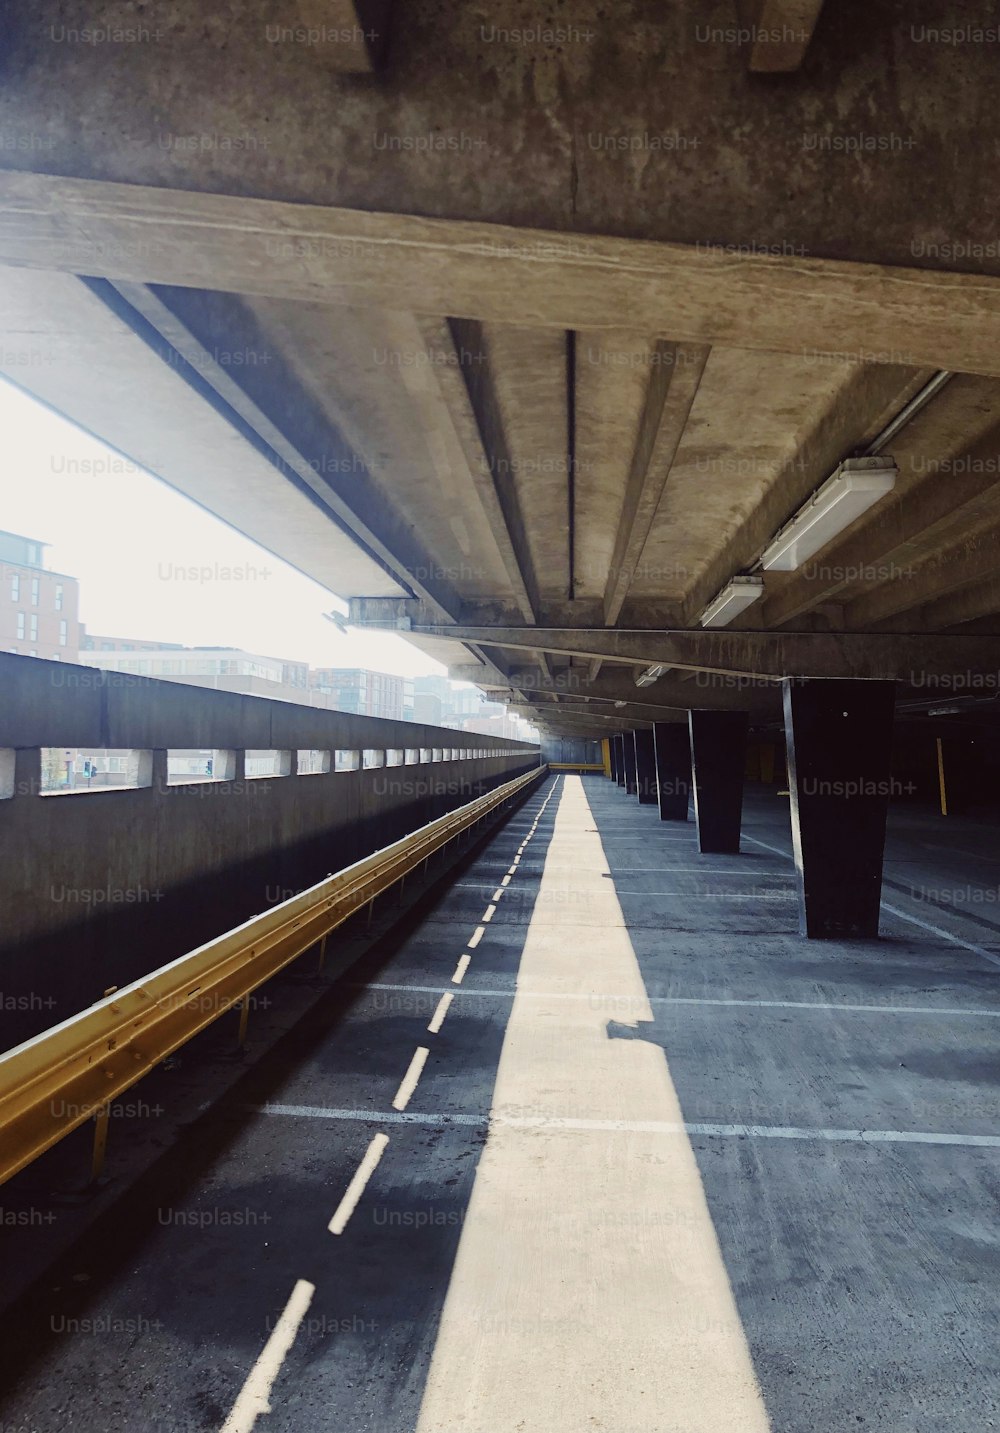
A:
451 954 471 984
492 888 504 902
743 833 1000 972
257 1103 482 1127
610 867 794 877
361 980 1000 1017
254 1104 1000 1149
328 1133 389 1235
467 926 485 949
220 1278 315 1433
393 1046 430 1110
743 835 794 860
482 904 497 922
501 875 512 886
881 902 1000 971
614 889 792 897
507 867 517 876
428 991 454 1033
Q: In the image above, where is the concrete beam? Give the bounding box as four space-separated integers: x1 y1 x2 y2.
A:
899 574 1000 633
738 0 826 72
295 0 392 70
108 282 463 619
684 362 928 626
844 521 1000 628
763 415 1000 627
386 313 540 622
603 343 710 625
451 664 779 716
424 626 1000 681
5 174 1000 376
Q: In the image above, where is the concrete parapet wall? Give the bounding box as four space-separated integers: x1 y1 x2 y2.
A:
0 654 539 1047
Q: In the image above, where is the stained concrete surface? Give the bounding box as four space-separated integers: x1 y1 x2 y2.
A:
1 776 1000 1430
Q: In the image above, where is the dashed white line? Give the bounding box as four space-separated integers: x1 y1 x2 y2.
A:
451 954 471 984
219 1278 316 1433
467 926 485 949
393 1046 430 1111
482 904 497 922
428 992 454 1033
327 1134 389 1235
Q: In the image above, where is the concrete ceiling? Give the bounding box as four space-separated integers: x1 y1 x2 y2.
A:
1 0 999 735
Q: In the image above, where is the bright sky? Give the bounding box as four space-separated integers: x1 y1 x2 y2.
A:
0 378 446 678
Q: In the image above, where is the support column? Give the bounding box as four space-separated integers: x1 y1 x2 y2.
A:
689 710 749 854
615 734 627 788
652 721 691 821
609 735 620 785
633 729 658 805
621 733 638 795
783 678 896 939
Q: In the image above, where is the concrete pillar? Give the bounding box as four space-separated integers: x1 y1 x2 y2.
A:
652 722 691 821
633 729 658 804
621 733 638 795
609 735 620 784
615 734 627 788
689 710 749 854
783 678 896 939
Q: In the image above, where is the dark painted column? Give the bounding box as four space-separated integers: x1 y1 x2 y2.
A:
689 710 749 853
783 678 896 939
615 734 627 787
621 733 638 795
633 729 658 804
652 721 691 821
609 735 620 784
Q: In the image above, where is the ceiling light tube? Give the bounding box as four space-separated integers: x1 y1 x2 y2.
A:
635 663 668 688
698 576 764 628
759 457 898 572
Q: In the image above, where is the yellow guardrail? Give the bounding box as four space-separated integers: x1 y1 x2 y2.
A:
0 764 547 1187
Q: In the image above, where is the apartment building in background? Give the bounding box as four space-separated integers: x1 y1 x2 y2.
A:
0 529 80 661
308 666 405 721
81 643 338 709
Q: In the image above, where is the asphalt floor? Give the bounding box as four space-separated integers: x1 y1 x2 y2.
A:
1 774 1000 1431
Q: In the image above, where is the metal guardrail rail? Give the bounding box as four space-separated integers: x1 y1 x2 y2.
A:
0 764 547 1187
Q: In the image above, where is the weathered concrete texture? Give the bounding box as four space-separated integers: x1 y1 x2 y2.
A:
1 0 998 274
0 781 563 1433
0 652 537 1046
3 776 1000 1430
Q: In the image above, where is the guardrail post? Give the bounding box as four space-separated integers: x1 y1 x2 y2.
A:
90 1104 111 1183
236 995 251 1049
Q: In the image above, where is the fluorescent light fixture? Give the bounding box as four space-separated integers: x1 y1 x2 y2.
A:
698 576 764 628
635 663 668 688
759 457 898 572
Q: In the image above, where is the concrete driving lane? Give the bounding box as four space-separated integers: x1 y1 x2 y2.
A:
2 775 1000 1430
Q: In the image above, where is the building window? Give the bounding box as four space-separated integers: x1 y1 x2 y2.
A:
30 577 39 606
10 574 19 601
16 612 24 639
55 584 63 611
29 615 38 642
59 619 67 647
